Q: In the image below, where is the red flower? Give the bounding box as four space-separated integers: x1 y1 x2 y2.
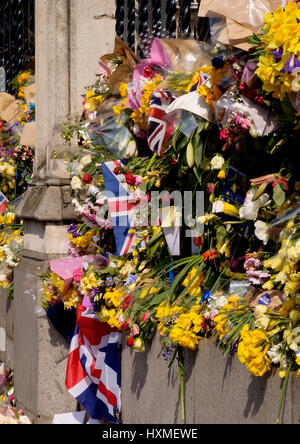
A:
114 165 121 174
122 320 130 331
126 335 134 347
220 128 228 141
124 170 136 186
143 64 155 79
122 294 134 311
83 173 92 184
194 237 203 247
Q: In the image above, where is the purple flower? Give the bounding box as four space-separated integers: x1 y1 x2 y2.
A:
281 54 300 74
273 47 283 61
67 223 77 233
90 287 103 299
244 257 261 270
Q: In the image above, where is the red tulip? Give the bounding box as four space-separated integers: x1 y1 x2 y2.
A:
126 336 134 347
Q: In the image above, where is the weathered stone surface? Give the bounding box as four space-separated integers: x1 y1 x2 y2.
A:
14 255 77 424
121 333 191 425
15 185 78 223
121 333 300 424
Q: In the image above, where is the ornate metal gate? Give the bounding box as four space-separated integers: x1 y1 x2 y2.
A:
115 0 210 54
0 0 35 93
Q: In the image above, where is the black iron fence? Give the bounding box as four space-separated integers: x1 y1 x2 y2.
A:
0 0 35 93
115 0 210 54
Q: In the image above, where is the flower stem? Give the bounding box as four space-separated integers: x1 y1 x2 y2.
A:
178 346 185 422
276 360 292 424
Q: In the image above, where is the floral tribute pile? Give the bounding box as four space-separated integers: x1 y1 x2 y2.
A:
43 1 300 423
0 364 31 424
0 71 35 293
0 70 34 425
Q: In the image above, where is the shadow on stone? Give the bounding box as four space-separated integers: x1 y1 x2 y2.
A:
222 353 234 392
46 318 71 364
130 348 148 400
243 374 268 420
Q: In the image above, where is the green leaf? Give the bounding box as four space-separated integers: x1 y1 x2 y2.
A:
194 140 204 168
216 226 227 245
273 183 286 207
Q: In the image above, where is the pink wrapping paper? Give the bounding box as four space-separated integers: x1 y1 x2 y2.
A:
50 255 108 293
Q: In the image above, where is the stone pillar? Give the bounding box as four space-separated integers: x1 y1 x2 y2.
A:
14 0 116 423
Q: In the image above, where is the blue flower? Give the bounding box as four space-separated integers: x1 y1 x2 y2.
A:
125 274 138 286
200 290 211 304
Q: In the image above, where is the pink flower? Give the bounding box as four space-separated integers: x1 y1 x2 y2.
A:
73 268 84 283
132 324 140 336
220 128 228 140
244 257 261 270
241 118 251 131
134 175 143 187
206 183 215 194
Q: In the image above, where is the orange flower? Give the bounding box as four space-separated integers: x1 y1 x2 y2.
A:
203 250 218 261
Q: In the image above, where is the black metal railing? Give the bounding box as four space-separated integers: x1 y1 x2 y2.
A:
0 0 35 94
115 0 210 54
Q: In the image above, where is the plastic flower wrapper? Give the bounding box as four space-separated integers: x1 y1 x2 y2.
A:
261 214 300 297
84 108 136 159
214 86 278 148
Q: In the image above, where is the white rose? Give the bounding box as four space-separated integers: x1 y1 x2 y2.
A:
79 155 92 168
210 155 225 170
71 176 83 190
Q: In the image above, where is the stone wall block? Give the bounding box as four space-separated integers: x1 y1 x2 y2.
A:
121 333 300 424
14 255 77 423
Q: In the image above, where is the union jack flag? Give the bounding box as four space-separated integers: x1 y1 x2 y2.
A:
147 89 175 156
65 305 122 423
102 160 143 256
0 192 8 214
189 70 211 92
